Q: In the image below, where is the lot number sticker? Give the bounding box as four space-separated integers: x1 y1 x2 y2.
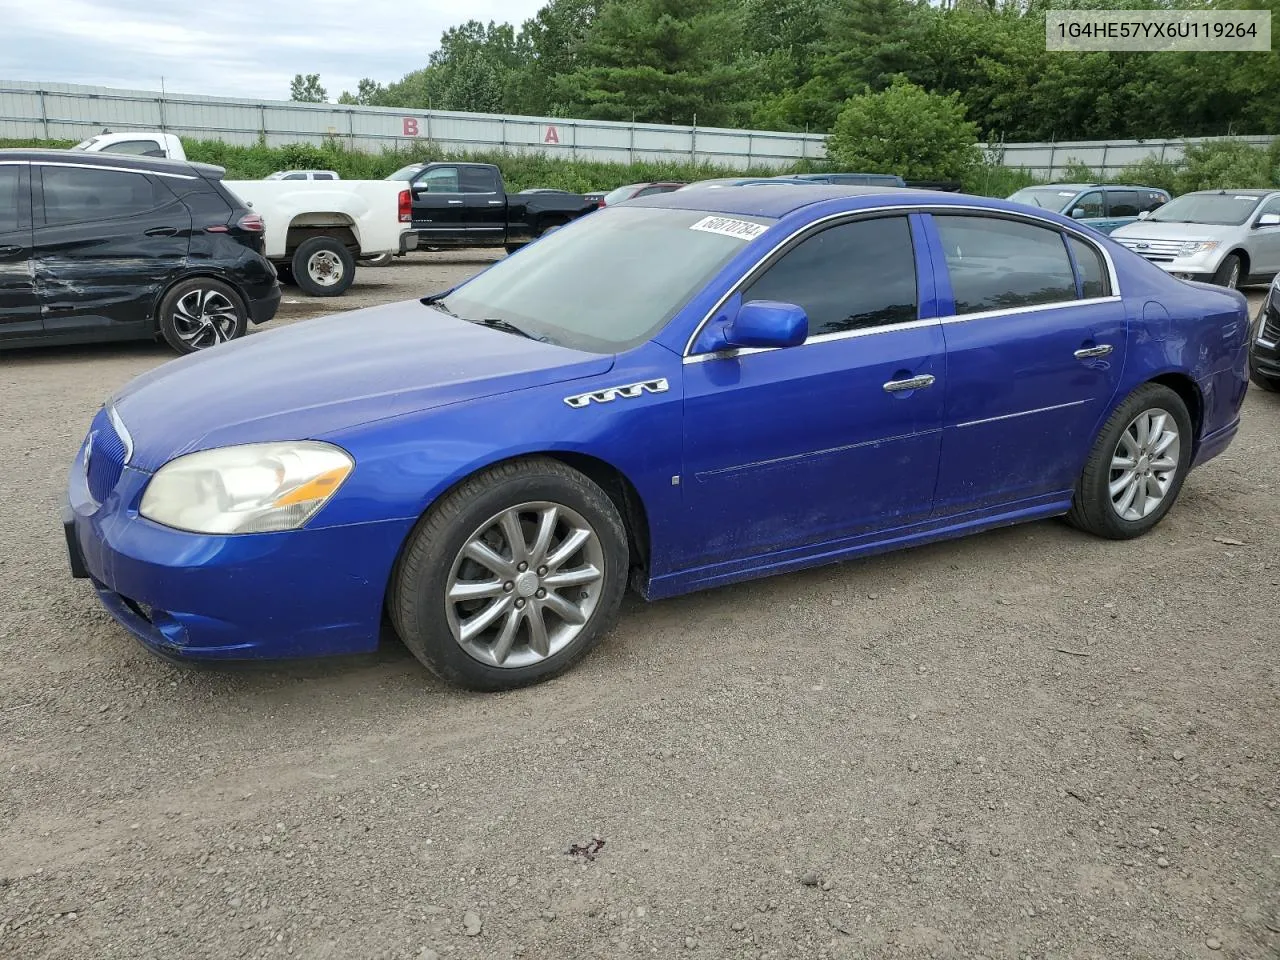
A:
689 216 768 241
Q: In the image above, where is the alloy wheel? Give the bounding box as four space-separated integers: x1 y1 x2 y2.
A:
1109 407 1180 521
445 501 606 668
171 288 240 349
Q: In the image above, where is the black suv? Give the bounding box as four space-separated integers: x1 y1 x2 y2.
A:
0 150 280 354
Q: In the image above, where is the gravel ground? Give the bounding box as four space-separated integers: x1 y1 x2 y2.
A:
1 257 1278 960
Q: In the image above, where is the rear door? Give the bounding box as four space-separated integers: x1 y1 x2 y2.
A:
409 166 467 240
459 166 507 238
0 161 39 341
32 162 192 338
926 213 1127 516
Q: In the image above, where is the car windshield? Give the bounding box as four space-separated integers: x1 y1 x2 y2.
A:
386 165 424 181
603 185 639 204
1007 187 1080 211
437 206 774 353
1147 192 1264 225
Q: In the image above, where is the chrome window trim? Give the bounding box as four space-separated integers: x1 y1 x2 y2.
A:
0 159 29 165
681 203 1122 358
34 160 196 181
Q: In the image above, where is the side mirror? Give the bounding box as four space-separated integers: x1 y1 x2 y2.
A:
722 300 808 350
1137 210 1150 220
1070 207 1087 219
1256 213 1280 227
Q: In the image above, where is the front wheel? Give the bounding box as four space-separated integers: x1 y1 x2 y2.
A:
1066 383 1193 539
292 236 355 296
157 278 248 354
1212 254 1242 289
390 458 629 691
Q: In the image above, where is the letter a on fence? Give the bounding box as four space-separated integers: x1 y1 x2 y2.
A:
543 125 560 145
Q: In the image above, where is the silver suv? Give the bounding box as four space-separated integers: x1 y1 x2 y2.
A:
1111 189 1280 288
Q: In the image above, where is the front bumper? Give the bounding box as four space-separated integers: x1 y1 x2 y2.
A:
65 462 411 661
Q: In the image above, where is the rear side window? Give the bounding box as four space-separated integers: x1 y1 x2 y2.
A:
460 167 499 194
1107 191 1140 217
0 165 27 231
314 173 336 180
744 216 917 336
40 166 174 225
1068 235 1110 299
934 215 1077 315
1142 191 1168 212
99 139 166 157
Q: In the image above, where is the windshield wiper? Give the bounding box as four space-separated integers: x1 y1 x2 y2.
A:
467 316 542 341
422 296 459 318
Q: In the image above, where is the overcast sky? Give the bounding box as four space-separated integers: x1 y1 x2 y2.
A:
0 0 547 101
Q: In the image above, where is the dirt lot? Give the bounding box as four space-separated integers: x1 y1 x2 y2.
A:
2 256 1277 960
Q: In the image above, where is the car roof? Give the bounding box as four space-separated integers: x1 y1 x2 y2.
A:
1182 188 1275 197
0 148 217 177
628 184 967 218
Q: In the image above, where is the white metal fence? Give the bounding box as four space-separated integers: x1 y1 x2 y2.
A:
1 80 1275 178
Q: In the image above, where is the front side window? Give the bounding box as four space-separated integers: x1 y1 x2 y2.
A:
1072 191 1105 218
934 215 1077 315
40 166 171 225
417 167 460 193
282 173 307 181
0 166 25 231
1256 195 1280 219
743 217 918 337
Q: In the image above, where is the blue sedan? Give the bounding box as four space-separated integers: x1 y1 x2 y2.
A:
65 186 1251 690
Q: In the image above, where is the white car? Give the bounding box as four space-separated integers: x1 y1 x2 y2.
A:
72 131 186 161
266 170 341 181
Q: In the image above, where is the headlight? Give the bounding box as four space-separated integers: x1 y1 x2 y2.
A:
140 442 353 534
1178 240 1219 257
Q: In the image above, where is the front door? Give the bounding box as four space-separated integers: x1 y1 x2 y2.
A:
458 165 507 239
410 166 467 241
926 213 1128 516
1249 195 1280 276
32 162 191 338
679 214 945 571
0 161 39 341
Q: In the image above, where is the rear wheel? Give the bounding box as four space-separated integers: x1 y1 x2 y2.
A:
157 278 248 354
1212 254 1243 289
292 236 355 296
1066 383 1193 539
391 458 628 691
359 252 394 267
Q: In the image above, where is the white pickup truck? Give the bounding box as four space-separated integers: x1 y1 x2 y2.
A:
72 131 415 296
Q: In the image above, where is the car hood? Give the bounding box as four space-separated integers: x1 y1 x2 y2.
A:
1110 220 1241 242
112 300 615 472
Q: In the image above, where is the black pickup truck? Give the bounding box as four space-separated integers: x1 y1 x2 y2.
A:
395 162 599 254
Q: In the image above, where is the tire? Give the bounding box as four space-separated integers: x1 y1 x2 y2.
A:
1250 357 1280 391
538 221 566 237
359 252 393 267
1212 253 1243 289
156 277 249 354
291 236 356 297
275 263 295 286
504 243 525 255
391 458 629 691
1066 383 1194 540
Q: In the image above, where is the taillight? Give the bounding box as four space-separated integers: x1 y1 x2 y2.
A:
398 189 412 223
237 213 265 232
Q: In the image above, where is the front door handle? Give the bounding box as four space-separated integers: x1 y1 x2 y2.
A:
144 226 179 237
1074 344 1113 359
487 200 503 205
883 374 936 393
0 244 24 259
447 200 464 205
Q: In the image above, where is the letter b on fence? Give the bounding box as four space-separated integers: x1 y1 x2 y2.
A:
402 118 419 137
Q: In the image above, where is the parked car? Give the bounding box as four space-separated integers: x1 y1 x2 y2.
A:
265 170 340 181
600 182 686 205
72 131 186 161
401 162 598 254
0 149 279 353
1007 183 1170 234
221 178 414 295
779 172 907 187
1248 274 1280 391
64 185 1248 691
1111 189 1280 289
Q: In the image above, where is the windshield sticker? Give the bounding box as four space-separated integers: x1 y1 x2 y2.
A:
689 216 768 241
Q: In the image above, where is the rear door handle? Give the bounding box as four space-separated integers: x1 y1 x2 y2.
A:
447 200 464 205
1074 344 1113 359
487 200 503 205
144 226 179 237
0 244 25 259
883 374 936 393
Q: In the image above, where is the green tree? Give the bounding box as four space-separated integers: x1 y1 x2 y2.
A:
826 77 980 180
289 73 328 103
338 78 389 106
512 0 601 115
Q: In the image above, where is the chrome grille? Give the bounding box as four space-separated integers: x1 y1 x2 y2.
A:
85 407 127 504
1114 237 1184 263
